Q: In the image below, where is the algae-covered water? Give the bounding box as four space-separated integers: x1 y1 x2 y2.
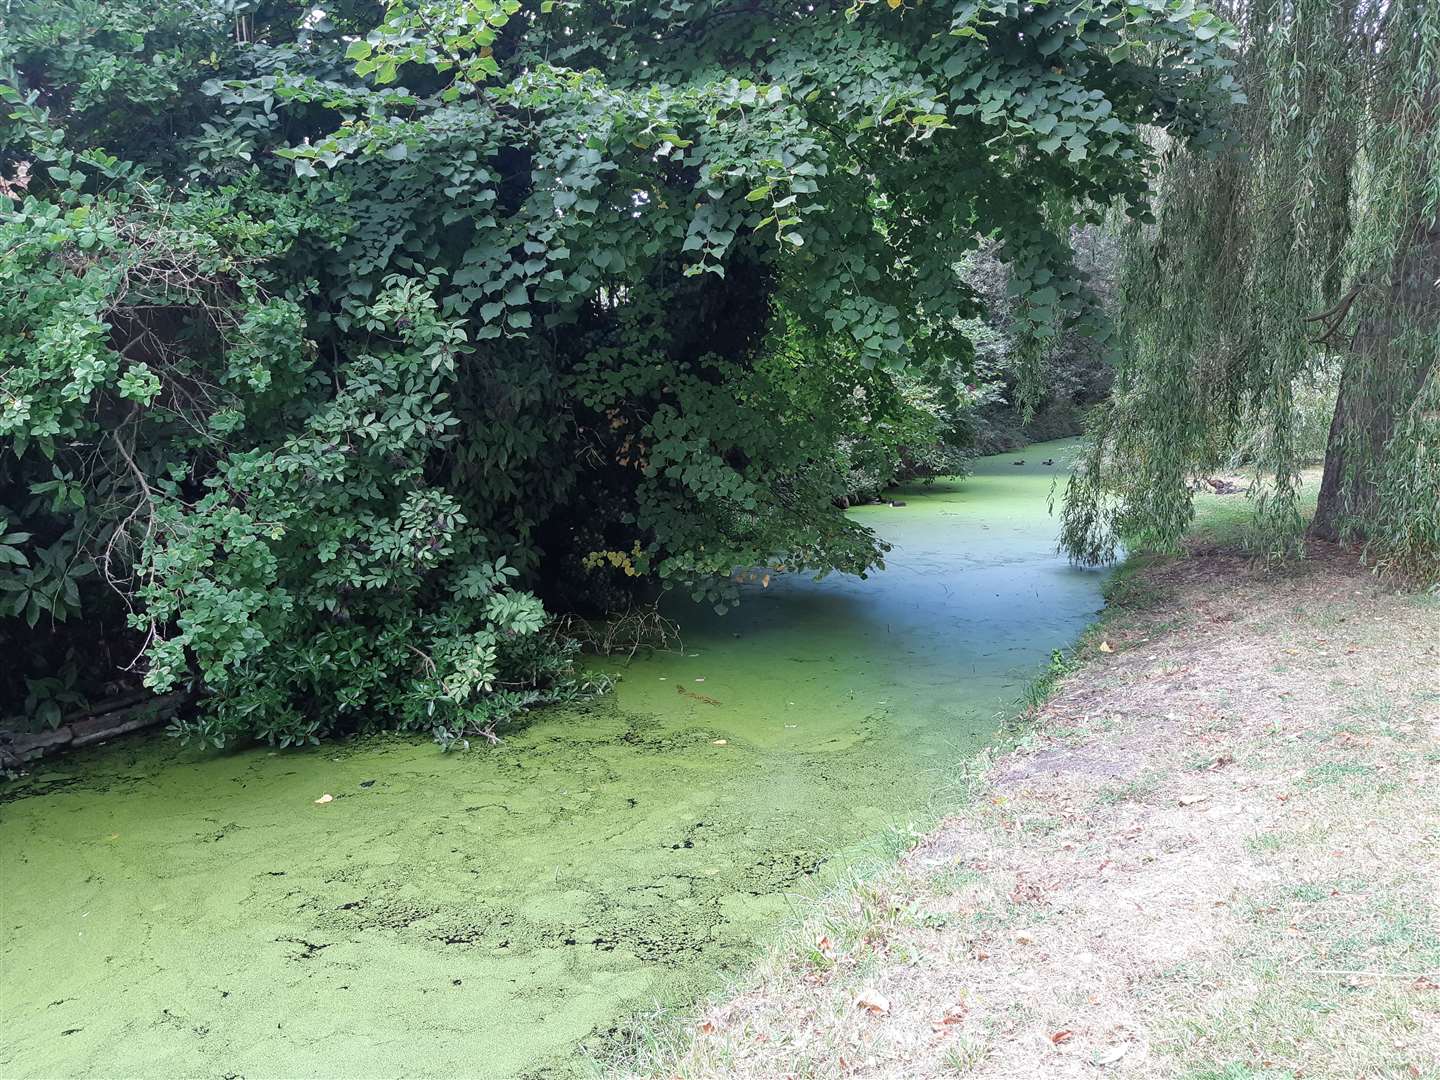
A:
0 440 1104 1079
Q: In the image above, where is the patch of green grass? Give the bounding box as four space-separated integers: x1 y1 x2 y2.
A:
1102 558 1171 610
1181 1064 1293 1080
911 908 956 930
928 864 983 895
1299 761 1374 788
1019 648 1082 712
1018 814 1063 836
878 820 928 858
1412 687 1440 712
1189 493 1263 548
941 1036 989 1074
1245 831 1290 854
1163 951 1433 1080
1096 773 1160 805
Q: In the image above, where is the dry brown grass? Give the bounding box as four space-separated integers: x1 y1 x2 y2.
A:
617 541 1440 1080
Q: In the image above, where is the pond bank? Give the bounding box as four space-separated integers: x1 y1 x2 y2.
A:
626 514 1440 1078
0 440 1105 1080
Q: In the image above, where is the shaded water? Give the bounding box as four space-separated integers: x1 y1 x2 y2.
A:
0 440 1105 1079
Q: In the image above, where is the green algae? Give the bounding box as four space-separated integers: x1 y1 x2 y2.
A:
0 439 1105 1080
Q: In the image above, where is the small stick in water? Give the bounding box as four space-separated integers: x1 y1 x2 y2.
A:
677 685 721 706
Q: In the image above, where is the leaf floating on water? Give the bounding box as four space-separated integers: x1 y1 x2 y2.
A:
855 988 890 1016
314 793 334 805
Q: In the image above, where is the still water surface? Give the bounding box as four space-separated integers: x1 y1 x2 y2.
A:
0 439 1104 1079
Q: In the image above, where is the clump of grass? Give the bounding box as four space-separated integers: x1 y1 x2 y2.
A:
1095 773 1160 805
941 1037 989 1074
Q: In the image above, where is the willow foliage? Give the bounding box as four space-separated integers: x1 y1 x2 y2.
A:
1062 0 1440 578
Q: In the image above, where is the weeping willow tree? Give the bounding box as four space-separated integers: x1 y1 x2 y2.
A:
1062 0 1440 578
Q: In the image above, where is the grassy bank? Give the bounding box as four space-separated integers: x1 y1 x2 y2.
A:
609 493 1440 1079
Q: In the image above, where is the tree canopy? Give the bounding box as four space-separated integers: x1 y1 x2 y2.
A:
1061 0 1440 578
1 0 1242 745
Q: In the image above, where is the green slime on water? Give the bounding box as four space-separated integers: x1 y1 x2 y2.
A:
0 440 1105 1079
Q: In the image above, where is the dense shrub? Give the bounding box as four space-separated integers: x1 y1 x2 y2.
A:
0 0 1242 744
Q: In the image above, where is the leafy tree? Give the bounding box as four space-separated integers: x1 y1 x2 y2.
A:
0 0 1242 744
956 228 1118 453
1061 0 1439 578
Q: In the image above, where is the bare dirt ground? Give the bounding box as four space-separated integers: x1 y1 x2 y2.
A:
624 539 1440 1079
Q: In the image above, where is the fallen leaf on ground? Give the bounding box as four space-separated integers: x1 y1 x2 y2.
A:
313 793 334 805
1098 640 1114 653
814 935 837 961
1178 794 1210 806
931 1003 968 1031
855 988 890 1016
1094 1043 1129 1065
697 1019 716 1035
1050 1029 1074 1045
711 739 728 746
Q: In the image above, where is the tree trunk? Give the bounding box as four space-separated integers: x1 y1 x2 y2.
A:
1309 219 1440 542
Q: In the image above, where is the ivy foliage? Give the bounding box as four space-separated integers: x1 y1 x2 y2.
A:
1 0 1241 744
1061 0 1440 579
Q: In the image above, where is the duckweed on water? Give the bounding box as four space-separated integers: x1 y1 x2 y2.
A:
0 440 1105 1079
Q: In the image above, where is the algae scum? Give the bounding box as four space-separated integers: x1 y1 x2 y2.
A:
0 441 1104 1079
